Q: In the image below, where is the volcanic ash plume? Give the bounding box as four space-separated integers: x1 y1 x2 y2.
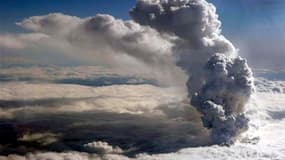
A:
131 0 254 144
191 54 254 144
13 0 255 145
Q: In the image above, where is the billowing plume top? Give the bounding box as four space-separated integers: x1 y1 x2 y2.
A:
130 0 236 75
130 0 221 41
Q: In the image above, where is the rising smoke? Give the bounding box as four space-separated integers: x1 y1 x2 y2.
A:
130 0 254 144
191 54 254 144
4 0 255 145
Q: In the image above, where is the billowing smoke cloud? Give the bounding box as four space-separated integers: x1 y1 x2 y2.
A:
1 0 254 145
18 13 173 65
191 54 254 144
130 0 254 144
130 0 237 92
15 13 186 86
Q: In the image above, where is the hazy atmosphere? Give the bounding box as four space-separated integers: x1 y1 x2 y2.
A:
0 0 285 160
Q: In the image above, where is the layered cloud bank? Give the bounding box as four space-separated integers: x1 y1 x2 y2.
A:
0 82 209 155
0 80 285 159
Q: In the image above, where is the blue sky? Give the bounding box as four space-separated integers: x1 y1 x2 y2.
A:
209 0 285 35
1 0 284 34
0 0 134 33
207 0 285 69
1 0 285 69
